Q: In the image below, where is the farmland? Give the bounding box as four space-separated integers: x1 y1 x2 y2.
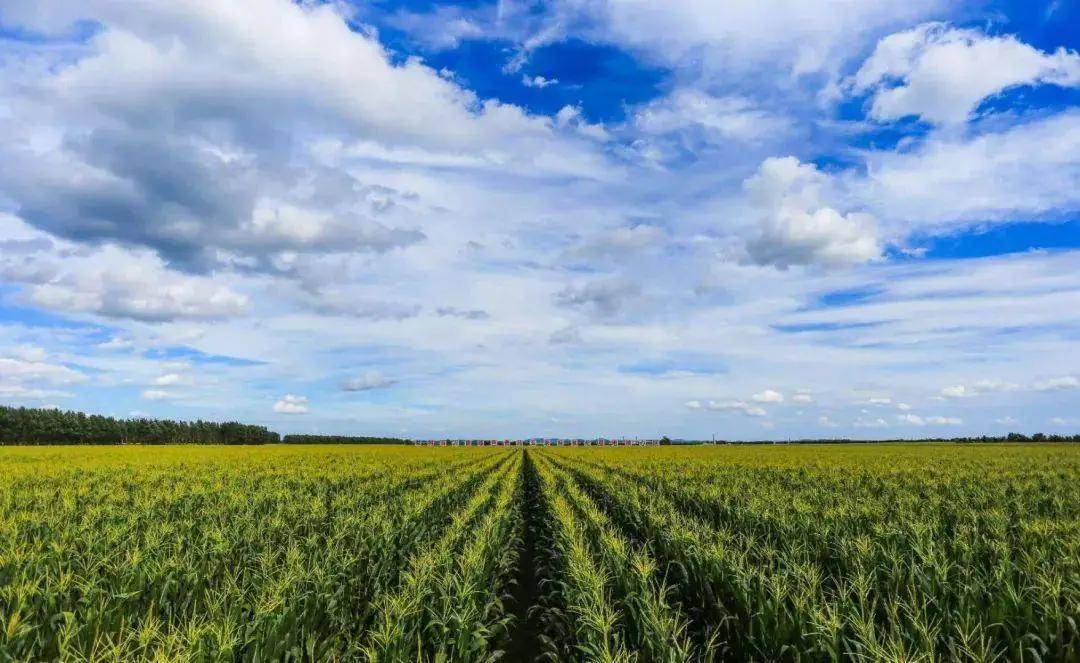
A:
1 444 1078 661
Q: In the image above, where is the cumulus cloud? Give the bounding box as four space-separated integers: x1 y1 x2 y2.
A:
942 378 1035 398
927 415 962 425
1033 376 1079 391
899 413 961 425
140 389 174 401
792 390 813 403
0 223 250 322
686 400 767 417
97 336 135 351
27 262 249 322
522 74 558 88
342 371 397 392
273 394 309 414
940 385 968 398
898 413 923 425
153 373 192 387
0 357 86 397
744 157 881 269
855 417 888 428
751 389 784 403
0 0 607 277
850 23 1080 124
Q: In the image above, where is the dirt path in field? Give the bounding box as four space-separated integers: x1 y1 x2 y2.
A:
502 449 543 661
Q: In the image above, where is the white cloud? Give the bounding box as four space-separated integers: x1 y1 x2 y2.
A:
850 23 1080 124
544 0 943 79
273 394 309 414
386 5 486 50
971 379 1019 393
0 357 85 391
995 416 1019 425
140 389 173 401
940 379 1019 398
926 415 962 425
632 91 789 144
0 223 251 322
793 390 813 403
744 157 881 268
565 225 664 262
896 402 912 411
687 399 767 417
553 105 610 140
342 371 397 392
97 336 135 351
153 373 191 387
945 377 1058 398
751 389 784 403
1033 376 1079 391
940 385 969 398
857 111 1080 232
522 74 557 88
901 413 961 426
0 0 609 280
28 263 250 322
867 396 892 405
855 417 888 428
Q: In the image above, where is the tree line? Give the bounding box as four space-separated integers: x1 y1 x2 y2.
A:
0 405 280 445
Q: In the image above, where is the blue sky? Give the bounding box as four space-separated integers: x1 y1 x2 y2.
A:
0 0 1077 439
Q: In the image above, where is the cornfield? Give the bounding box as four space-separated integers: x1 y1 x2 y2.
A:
1 443 1077 661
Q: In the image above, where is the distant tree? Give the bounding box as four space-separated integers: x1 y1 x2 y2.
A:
0 405 279 445
659 436 672 446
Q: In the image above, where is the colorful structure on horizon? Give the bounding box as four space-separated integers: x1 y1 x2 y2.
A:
413 438 660 447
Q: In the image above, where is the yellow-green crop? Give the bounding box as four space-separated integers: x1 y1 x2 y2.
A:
1 443 1077 662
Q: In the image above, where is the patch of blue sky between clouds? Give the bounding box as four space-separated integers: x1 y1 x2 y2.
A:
0 298 102 332
142 346 265 368
919 220 1080 259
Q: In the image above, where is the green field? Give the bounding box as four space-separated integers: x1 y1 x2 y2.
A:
1 444 1077 661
